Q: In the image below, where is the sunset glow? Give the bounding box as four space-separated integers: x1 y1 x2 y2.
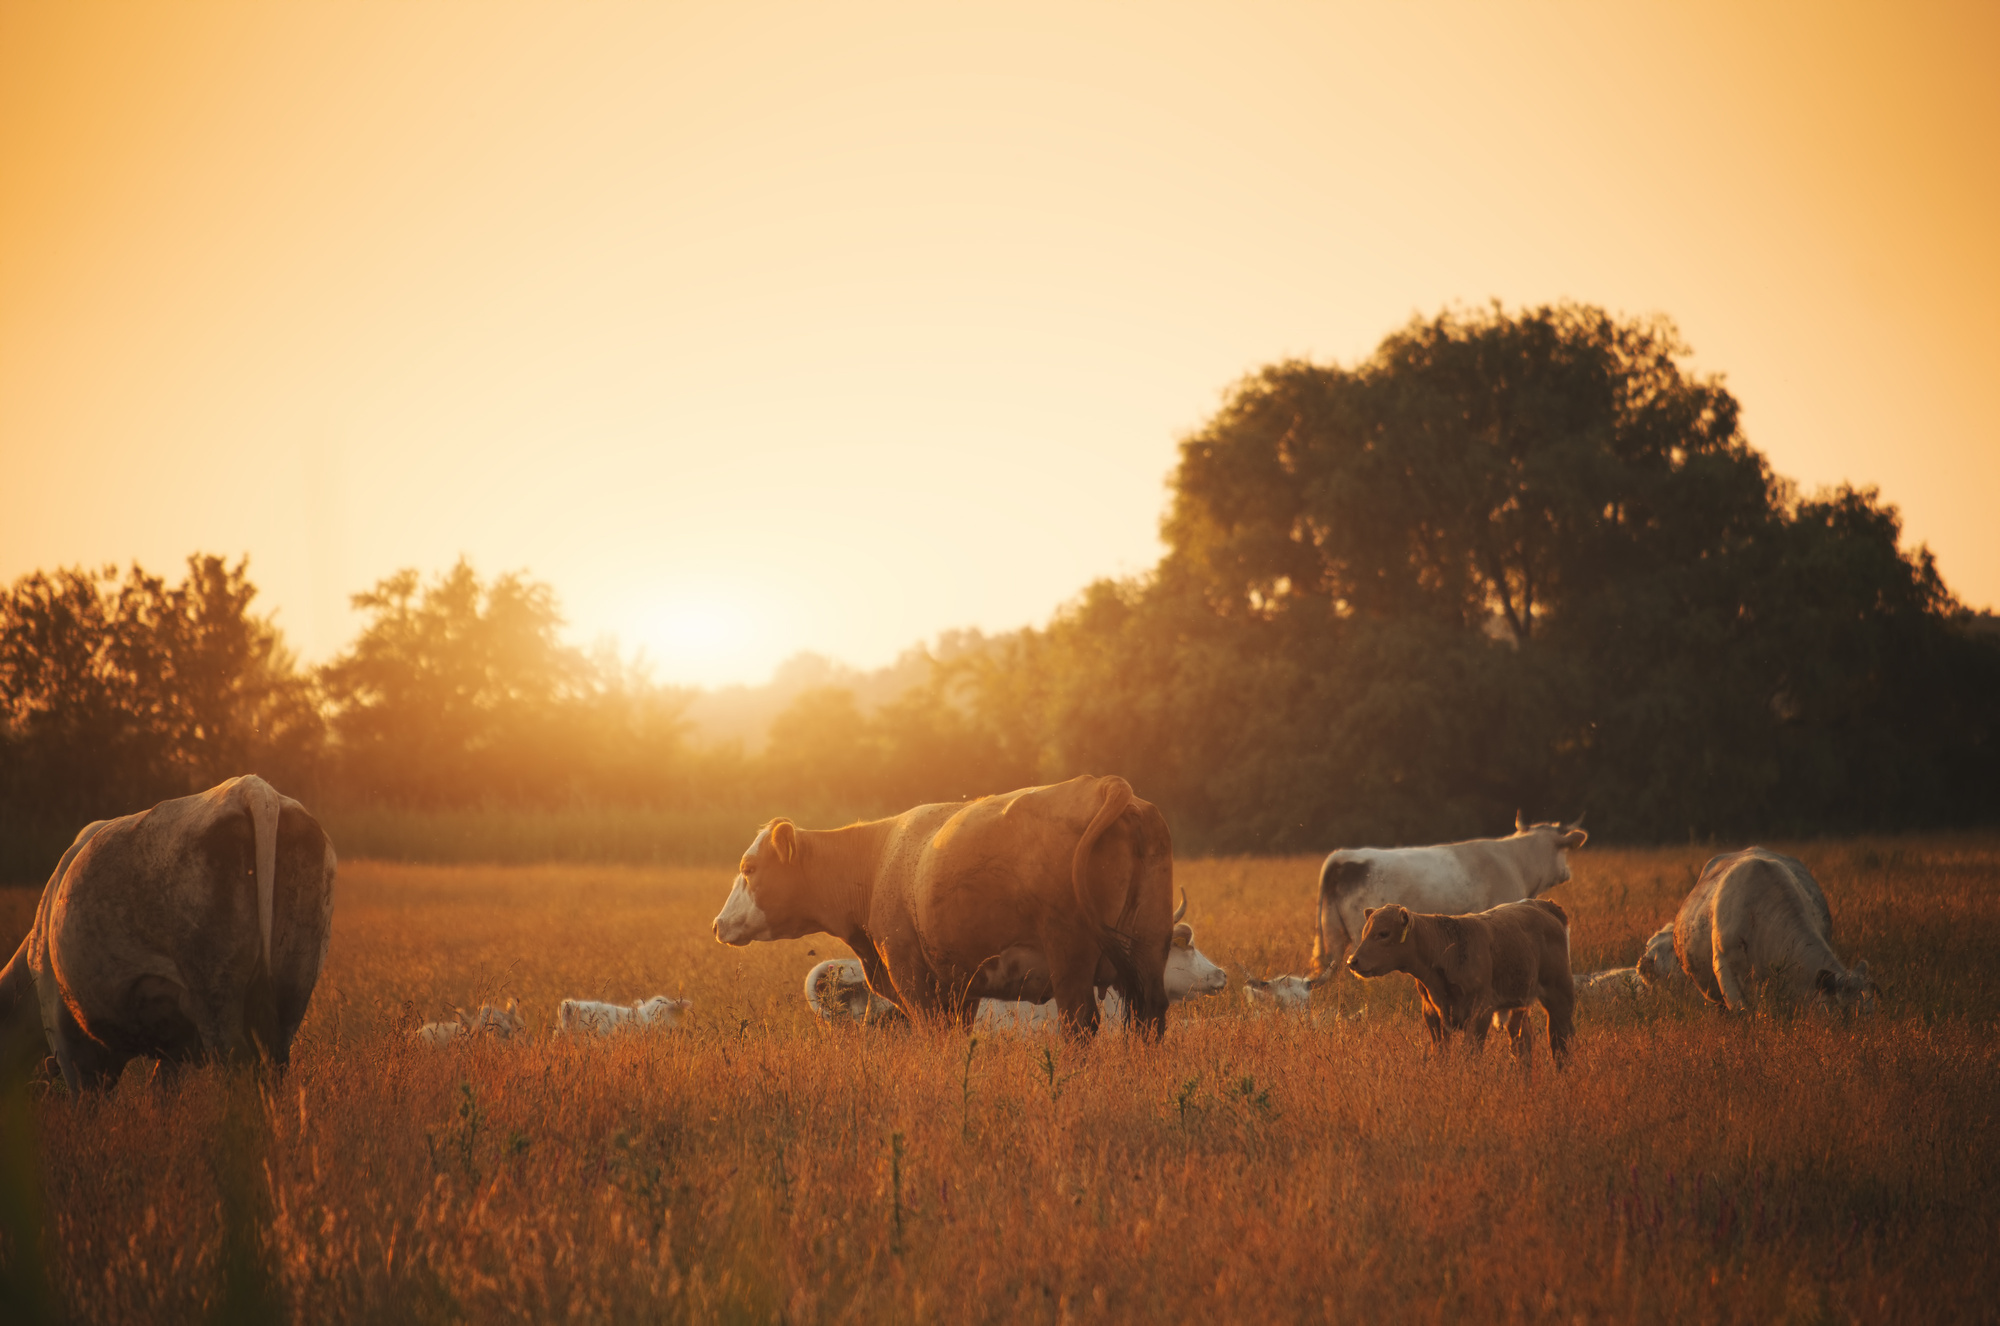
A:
2 2 1994 685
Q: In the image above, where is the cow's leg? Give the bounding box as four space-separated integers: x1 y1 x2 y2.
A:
1046 929 1104 1040
1714 939 1755 1013
1504 1009 1532 1061
1418 988 1449 1052
1543 993 1576 1069
1465 1010 1492 1056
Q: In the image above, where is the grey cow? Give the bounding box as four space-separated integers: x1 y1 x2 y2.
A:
0 775 336 1091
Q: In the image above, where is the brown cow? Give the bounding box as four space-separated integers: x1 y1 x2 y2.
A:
711 775 1175 1037
1345 899 1576 1064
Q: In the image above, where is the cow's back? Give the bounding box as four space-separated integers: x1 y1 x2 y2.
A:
1676 849 1833 1005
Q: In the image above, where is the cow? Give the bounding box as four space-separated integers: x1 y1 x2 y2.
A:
555 995 692 1036
1673 847 1874 1014
714 775 1175 1038
1310 814 1587 978
415 1000 524 1046
805 959 907 1025
970 892 1227 1034
1573 967 1647 1002
1635 922 1681 989
0 775 336 1092
814 891 1227 1033
1242 973 1323 1010
1345 899 1576 1064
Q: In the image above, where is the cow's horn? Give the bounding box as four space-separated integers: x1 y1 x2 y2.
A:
1515 809 1527 833
1566 811 1587 831
1173 890 1188 924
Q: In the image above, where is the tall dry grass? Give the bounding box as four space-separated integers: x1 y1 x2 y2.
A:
1 837 1996 1322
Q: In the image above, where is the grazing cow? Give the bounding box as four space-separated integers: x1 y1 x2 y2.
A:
820 892 1227 1034
0 776 336 1092
714 775 1176 1038
415 1001 524 1046
556 995 692 1036
1310 815 1587 977
1242 973 1323 1010
1673 848 1874 1014
1345 899 1576 1064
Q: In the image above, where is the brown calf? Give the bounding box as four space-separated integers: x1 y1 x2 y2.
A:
1346 899 1576 1065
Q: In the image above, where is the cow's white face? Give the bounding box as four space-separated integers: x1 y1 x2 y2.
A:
1242 975 1313 1008
1165 925 1228 999
1516 818 1588 893
713 827 776 946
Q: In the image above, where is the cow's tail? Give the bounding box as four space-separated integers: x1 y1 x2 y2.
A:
241 776 281 975
1309 857 1369 979
1072 776 1141 999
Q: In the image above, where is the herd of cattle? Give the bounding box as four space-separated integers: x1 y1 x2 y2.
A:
0 771 1879 1090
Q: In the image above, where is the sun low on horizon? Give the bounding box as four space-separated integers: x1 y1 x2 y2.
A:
2 1 1996 690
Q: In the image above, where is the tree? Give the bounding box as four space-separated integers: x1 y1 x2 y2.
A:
0 556 321 877
971 301 1999 849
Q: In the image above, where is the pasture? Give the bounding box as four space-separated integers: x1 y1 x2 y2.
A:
2 837 1997 1322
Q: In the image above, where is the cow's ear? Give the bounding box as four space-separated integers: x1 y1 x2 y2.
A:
771 820 798 863
1515 810 1527 833
1815 969 1837 993
1171 923 1193 948
1560 827 1588 849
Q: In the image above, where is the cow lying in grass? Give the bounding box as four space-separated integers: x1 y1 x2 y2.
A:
556 996 692 1036
805 960 907 1026
808 894 1228 1035
1573 967 1646 1002
804 890 1225 1035
1241 973 1325 1010
1346 899 1575 1065
414 1001 523 1046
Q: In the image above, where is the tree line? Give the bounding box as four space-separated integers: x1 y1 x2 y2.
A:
4 302 1996 876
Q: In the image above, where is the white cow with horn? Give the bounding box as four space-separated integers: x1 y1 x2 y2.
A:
1310 814 1587 978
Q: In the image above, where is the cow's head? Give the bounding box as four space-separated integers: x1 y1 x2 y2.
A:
1347 904 1417 978
1636 923 1680 987
1513 812 1588 892
1242 974 1315 1009
1813 961 1878 1017
1162 891 1228 1000
714 820 809 945
467 1000 522 1039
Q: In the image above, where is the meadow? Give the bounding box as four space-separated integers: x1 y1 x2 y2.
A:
2 836 1996 1323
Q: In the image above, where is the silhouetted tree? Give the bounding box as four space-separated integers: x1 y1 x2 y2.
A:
0 556 321 877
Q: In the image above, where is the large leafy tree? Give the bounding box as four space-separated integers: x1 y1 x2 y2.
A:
980 302 1998 848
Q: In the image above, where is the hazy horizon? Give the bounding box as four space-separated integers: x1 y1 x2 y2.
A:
5 2 1996 687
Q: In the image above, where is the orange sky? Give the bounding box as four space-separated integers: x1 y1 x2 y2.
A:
2 1 1994 686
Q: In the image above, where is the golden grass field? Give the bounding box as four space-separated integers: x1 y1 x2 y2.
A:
2 837 1997 1323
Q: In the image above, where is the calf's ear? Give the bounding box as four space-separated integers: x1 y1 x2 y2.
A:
771 820 798 863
